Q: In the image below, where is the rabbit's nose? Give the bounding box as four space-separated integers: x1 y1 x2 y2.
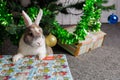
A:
35 32 41 36
37 32 41 35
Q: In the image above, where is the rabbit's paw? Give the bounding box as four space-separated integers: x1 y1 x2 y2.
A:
13 54 24 62
38 54 46 60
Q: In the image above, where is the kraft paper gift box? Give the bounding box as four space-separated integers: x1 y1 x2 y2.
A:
58 25 106 56
58 35 93 56
88 31 106 50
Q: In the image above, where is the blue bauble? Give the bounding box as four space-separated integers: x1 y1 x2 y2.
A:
108 13 118 24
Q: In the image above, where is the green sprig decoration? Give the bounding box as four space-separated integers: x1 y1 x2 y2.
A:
0 0 13 27
0 0 25 45
0 0 14 45
98 0 115 11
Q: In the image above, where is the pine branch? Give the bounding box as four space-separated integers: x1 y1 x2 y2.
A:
102 5 115 11
66 1 85 10
102 0 108 3
59 1 85 14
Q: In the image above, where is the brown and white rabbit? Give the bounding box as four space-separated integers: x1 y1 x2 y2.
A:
13 9 53 62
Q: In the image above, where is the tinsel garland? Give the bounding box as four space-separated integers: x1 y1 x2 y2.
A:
0 0 102 45
83 0 102 32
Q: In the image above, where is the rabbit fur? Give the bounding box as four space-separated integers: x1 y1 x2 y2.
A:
13 9 53 62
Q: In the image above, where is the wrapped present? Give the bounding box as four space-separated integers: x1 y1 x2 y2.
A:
0 54 73 80
88 31 106 50
58 25 106 56
58 35 93 56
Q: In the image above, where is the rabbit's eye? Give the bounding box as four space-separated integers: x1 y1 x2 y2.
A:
29 32 33 36
39 29 42 32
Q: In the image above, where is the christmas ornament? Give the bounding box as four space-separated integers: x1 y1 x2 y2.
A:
108 13 118 24
45 33 57 47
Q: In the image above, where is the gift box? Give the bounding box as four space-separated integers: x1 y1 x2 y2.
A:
58 26 106 56
88 31 106 50
58 35 93 56
0 54 73 80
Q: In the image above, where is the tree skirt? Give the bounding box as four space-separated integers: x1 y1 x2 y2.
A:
0 54 73 80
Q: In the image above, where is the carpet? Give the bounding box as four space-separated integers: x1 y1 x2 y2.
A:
0 54 73 80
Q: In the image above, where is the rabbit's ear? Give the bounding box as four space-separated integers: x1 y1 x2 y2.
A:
35 9 43 26
22 10 32 27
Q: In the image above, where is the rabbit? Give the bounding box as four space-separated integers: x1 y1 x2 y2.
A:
13 9 53 62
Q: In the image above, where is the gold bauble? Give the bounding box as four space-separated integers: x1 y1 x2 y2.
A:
45 33 57 47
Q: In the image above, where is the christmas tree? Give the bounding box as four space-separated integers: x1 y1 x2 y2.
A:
0 0 115 45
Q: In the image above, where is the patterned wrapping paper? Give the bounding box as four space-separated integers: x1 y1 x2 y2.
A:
0 54 73 80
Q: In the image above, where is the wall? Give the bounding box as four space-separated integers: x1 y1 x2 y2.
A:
56 0 120 25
